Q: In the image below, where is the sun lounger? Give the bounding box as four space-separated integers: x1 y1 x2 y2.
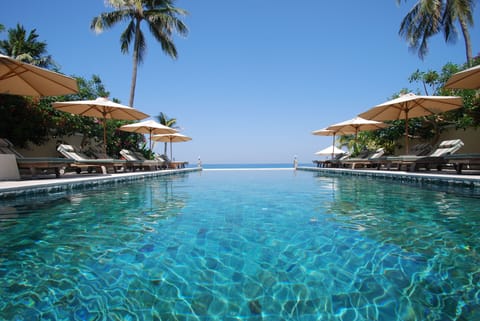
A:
379 139 464 172
119 149 164 170
340 148 385 169
322 150 371 168
313 152 348 168
373 143 433 170
156 154 188 169
57 144 124 174
322 153 350 168
445 153 480 174
0 138 73 178
405 139 464 171
87 145 117 159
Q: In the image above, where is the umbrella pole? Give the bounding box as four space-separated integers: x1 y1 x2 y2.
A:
170 140 173 160
331 134 335 160
354 129 358 155
149 129 152 152
405 109 409 154
103 119 107 155
101 111 108 155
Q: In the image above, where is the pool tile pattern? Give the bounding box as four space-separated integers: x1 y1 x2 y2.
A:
1 169 480 319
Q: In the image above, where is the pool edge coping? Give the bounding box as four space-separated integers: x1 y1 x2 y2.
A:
297 166 480 189
0 168 202 199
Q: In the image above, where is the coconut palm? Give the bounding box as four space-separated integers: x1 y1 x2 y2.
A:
91 0 188 107
0 24 56 69
156 112 178 155
397 0 475 63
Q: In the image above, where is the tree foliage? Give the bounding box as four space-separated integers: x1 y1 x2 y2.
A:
0 23 153 157
91 0 189 107
0 75 147 157
155 112 178 155
397 0 475 63
0 24 56 69
340 58 480 155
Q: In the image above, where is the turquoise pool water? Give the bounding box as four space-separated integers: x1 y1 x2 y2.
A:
1 169 479 320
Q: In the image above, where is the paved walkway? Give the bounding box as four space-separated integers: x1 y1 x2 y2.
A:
0 167 201 199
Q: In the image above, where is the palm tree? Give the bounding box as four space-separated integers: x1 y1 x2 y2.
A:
397 0 475 63
156 112 178 155
91 0 188 107
0 24 56 68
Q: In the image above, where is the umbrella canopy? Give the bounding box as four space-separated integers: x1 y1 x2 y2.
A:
445 64 480 89
358 92 463 153
312 128 350 159
312 128 343 159
315 145 345 156
312 128 336 138
119 119 177 151
326 116 387 135
52 97 149 153
0 54 78 96
326 117 387 154
152 133 192 160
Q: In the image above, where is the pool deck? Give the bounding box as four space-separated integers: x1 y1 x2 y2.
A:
0 167 202 199
298 166 480 189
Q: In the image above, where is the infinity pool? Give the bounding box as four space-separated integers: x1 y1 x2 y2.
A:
1 169 479 320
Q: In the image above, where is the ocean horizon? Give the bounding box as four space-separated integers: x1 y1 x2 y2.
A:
197 163 304 169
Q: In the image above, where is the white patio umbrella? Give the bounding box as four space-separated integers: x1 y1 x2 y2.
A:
358 93 462 154
152 133 192 160
445 64 480 89
327 116 387 134
52 97 149 154
315 145 345 157
321 117 387 155
119 119 177 151
0 54 78 96
312 128 351 160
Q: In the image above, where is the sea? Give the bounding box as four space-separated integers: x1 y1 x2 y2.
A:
198 163 306 169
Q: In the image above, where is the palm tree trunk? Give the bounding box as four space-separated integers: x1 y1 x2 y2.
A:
459 17 473 65
129 19 142 107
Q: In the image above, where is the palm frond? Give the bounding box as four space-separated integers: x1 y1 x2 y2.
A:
120 20 135 54
399 0 442 59
91 0 189 106
91 10 131 33
443 0 474 43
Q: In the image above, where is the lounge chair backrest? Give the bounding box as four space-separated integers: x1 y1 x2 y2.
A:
158 154 171 163
90 146 110 159
356 149 371 159
120 149 140 161
410 143 432 156
133 151 148 161
0 138 23 158
338 153 350 161
0 138 11 148
333 152 346 160
369 148 385 159
57 144 89 161
429 139 464 157
153 154 167 164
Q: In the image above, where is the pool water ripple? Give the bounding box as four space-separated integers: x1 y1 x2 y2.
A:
1 170 480 320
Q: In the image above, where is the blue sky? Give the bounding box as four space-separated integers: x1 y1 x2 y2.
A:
2 1 479 164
